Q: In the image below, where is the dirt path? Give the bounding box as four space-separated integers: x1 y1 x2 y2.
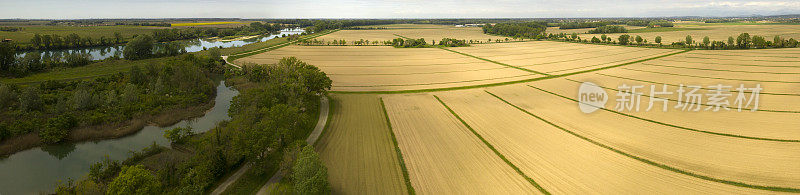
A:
210 96 329 195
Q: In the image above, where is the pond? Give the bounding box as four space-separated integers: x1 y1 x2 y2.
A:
16 28 304 61
0 79 240 195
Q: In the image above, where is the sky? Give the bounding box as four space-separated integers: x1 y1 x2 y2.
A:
2 0 799 19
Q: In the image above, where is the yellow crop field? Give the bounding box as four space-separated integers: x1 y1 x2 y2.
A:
381 93 540 194
433 89 772 194
447 41 682 74
316 29 402 42
391 27 507 43
170 21 241 27
236 45 543 91
315 94 408 195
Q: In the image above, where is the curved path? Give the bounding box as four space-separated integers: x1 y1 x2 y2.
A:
210 96 329 195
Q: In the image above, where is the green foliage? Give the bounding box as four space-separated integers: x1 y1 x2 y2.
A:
123 35 154 60
18 87 43 111
737 33 751 49
291 145 330 195
0 83 16 108
591 36 601 43
391 38 428 48
106 165 161 195
482 22 547 39
685 35 693 46
635 35 644 45
39 114 77 144
89 155 123 184
655 36 662 44
588 26 627 34
438 38 469 47
617 34 631 45
0 42 16 72
164 126 194 144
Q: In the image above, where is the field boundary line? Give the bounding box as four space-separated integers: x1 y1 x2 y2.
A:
329 67 513 76
521 49 665 68
379 98 417 195
659 58 800 68
433 95 551 195
226 30 339 63
680 55 800 62
331 50 689 94
335 74 539 88
525 85 800 142
638 63 800 75
595 73 800 96
545 50 678 74
686 52 800 59
621 67 800 84
485 90 800 193
438 47 550 75
563 78 800 113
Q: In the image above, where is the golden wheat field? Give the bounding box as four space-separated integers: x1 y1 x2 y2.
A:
235 45 544 91
314 94 408 195
235 24 800 194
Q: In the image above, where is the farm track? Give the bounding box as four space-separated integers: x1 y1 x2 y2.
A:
439 47 549 75
485 89 800 192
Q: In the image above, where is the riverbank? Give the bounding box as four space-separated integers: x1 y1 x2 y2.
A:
0 90 217 157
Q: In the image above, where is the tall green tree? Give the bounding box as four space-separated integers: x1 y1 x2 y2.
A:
0 42 15 71
618 35 631 45
292 145 330 194
655 36 662 45
123 35 154 60
685 35 693 47
702 36 710 48
106 165 161 195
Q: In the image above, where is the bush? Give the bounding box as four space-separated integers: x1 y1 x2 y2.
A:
0 83 16 108
39 115 77 144
18 87 43 111
123 35 154 60
107 165 161 195
291 145 330 194
164 126 194 144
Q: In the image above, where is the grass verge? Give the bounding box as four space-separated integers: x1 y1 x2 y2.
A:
379 98 416 195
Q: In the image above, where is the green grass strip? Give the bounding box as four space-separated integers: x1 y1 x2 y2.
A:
680 55 800 62
439 47 550 75
330 67 509 76
659 58 800 68
379 98 416 195
525 85 800 142
330 50 690 94
336 74 538 88
639 63 800 75
686 52 800 59
545 50 678 74
433 95 551 195
595 73 800 96
562 78 800 113
485 90 800 193
621 67 800 84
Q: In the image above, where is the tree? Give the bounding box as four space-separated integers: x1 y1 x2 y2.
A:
635 35 643 45
737 33 750 49
292 145 330 194
31 34 42 48
0 42 15 71
123 34 154 60
773 35 784 48
591 36 601 43
570 33 578 40
114 32 123 44
655 36 662 45
164 126 194 144
685 35 693 47
703 36 710 48
618 35 631 45
106 165 161 195
752 35 767 48
601 34 608 42
728 36 735 48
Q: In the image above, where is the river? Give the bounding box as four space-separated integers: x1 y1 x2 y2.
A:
0 80 240 195
16 28 304 61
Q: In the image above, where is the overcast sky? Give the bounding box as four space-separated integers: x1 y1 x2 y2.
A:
2 0 799 19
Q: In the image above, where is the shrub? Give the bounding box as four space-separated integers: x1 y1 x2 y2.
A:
19 87 43 111
39 115 77 144
164 126 194 144
0 83 16 108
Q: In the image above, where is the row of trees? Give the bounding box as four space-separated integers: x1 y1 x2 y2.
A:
553 31 800 50
0 26 22 32
29 33 124 50
559 22 609 29
626 20 674 27
588 26 628 34
482 22 548 39
391 38 428 48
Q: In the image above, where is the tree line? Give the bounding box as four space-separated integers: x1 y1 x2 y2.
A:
482 22 548 39
550 31 800 50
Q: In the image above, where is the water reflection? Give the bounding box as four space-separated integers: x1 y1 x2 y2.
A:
17 28 304 61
